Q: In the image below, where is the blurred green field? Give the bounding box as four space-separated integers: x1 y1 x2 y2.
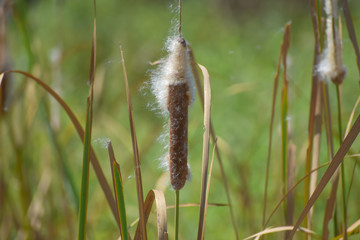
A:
2 0 360 239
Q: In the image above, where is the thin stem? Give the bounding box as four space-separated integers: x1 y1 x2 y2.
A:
178 0 182 36
336 84 348 240
175 190 180 240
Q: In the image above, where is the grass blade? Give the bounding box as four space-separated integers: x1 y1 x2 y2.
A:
288 113 360 239
78 5 96 237
77 95 92 240
108 141 129 240
344 96 360 138
279 23 291 226
308 80 322 232
262 22 290 228
119 45 147 240
286 142 295 229
321 81 338 239
197 63 211 240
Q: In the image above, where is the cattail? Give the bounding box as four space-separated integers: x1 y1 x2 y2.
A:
151 36 195 190
318 0 346 84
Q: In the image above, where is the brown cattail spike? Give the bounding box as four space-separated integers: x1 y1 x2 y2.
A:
168 82 189 190
167 37 190 190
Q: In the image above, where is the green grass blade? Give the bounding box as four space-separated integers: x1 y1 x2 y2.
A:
279 23 291 225
113 161 129 240
108 141 129 240
78 97 92 240
78 2 96 238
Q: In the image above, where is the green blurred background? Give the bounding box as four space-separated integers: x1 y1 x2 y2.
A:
2 0 360 239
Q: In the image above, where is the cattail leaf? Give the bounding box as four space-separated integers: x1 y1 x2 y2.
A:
108 141 129 240
197 63 211 240
120 45 147 240
78 95 92 240
78 5 96 237
134 190 167 240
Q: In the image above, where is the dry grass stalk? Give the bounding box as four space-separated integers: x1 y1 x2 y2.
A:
197 63 211 240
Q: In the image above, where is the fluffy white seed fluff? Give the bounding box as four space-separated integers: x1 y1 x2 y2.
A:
151 36 196 112
317 0 346 82
150 36 196 187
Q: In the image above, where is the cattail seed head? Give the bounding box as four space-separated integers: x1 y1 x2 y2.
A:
151 36 195 190
317 0 347 84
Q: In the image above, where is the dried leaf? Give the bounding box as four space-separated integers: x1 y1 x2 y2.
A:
134 190 167 240
197 63 211 240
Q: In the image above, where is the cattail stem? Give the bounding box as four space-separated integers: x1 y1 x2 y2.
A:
175 190 180 240
178 0 182 36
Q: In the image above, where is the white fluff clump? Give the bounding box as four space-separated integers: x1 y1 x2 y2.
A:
150 36 196 112
317 0 346 83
